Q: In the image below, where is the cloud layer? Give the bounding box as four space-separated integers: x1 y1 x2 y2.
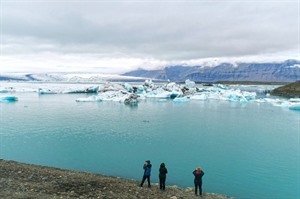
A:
1 0 299 73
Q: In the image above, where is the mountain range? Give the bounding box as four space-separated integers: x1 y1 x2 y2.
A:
122 59 300 82
1 60 299 83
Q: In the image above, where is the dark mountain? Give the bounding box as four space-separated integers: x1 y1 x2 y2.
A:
122 60 300 82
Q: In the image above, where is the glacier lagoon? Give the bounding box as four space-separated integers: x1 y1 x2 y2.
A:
0 82 299 199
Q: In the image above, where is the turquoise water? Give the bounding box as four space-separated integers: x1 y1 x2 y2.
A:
0 88 299 199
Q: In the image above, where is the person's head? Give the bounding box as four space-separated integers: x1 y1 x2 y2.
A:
146 160 151 164
160 163 165 168
196 167 201 172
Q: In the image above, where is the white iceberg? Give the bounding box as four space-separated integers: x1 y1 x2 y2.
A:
38 88 58 94
124 83 133 92
76 95 102 102
185 79 195 88
173 96 190 102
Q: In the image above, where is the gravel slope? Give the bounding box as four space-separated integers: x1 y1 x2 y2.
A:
0 159 233 199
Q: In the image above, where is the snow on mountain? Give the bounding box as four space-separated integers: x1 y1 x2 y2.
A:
123 60 300 82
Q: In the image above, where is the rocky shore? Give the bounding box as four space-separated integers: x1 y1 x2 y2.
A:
0 159 233 199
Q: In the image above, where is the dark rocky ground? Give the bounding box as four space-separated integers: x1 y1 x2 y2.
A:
0 159 233 199
271 81 300 98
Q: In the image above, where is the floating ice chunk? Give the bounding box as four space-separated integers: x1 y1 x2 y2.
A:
137 85 145 94
216 84 228 89
124 94 139 105
289 103 300 111
64 86 99 94
289 98 300 102
38 88 57 94
75 95 102 102
0 95 18 102
185 79 195 88
165 82 177 91
0 88 9 93
173 96 190 102
97 90 128 102
222 89 256 102
100 82 125 92
190 94 208 100
144 79 154 87
146 88 171 98
124 83 133 92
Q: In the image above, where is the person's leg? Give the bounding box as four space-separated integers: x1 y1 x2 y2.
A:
159 177 162 189
147 176 151 187
194 182 198 195
199 181 203 195
162 177 166 190
140 175 146 187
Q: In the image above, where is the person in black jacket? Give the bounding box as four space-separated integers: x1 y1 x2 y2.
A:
140 160 152 187
159 163 168 190
193 167 205 196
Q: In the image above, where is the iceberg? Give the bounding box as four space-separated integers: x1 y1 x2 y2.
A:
75 95 102 102
0 95 18 102
185 79 195 88
39 86 99 94
173 96 190 102
0 88 9 93
38 88 58 94
6 79 298 111
289 103 300 111
190 94 208 100
124 94 139 105
64 86 99 94
124 83 133 93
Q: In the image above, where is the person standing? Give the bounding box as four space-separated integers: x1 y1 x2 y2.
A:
193 167 205 196
159 163 168 190
140 160 152 187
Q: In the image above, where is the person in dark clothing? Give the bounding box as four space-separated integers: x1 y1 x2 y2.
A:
193 167 205 196
140 160 152 187
159 163 168 190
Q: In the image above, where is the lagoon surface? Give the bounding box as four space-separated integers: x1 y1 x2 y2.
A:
0 83 299 199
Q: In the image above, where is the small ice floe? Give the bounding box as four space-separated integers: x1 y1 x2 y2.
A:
0 87 16 93
185 79 195 88
98 91 128 102
0 96 18 102
223 90 256 103
289 103 300 111
173 96 190 102
289 98 300 103
65 86 99 94
124 94 139 105
38 88 58 94
0 88 9 93
75 95 102 102
190 93 208 100
288 98 300 111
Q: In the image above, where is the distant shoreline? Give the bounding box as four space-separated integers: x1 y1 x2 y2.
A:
0 79 288 85
0 159 233 199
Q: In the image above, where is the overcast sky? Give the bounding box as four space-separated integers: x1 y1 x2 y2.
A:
1 0 299 73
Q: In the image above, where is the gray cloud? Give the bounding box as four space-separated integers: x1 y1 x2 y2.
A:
2 0 299 72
